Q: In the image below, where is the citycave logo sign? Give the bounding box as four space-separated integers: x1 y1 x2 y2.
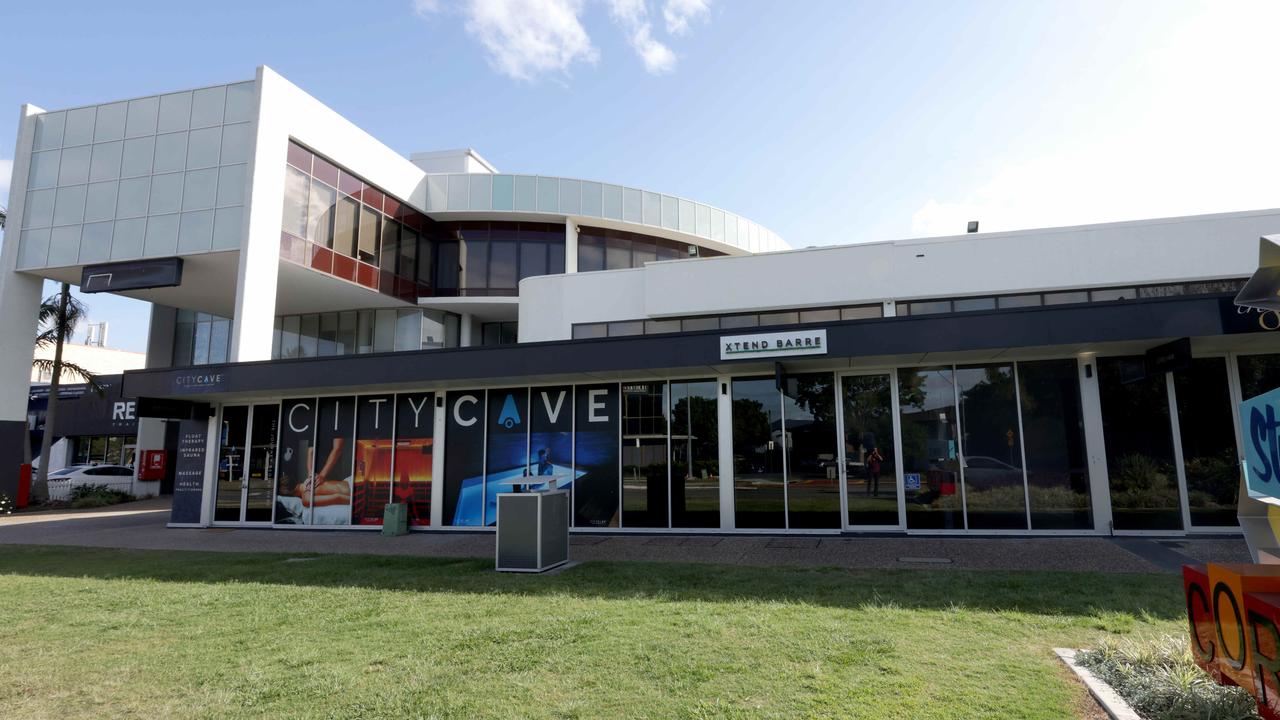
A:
720 329 828 361
172 371 226 393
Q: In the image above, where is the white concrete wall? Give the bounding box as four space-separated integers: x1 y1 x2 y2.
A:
230 65 438 361
519 208 1280 341
30 342 146 382
0 106 47 423
519 268 647 341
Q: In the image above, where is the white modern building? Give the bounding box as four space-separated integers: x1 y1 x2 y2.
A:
2 66 1277 536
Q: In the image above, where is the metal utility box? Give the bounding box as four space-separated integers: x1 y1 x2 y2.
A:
382 503 409 536
495 490 569 572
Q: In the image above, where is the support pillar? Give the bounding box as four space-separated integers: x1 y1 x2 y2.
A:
716 375 734 529
1077 353 1113 533
565 217 579 274
0 105 47 497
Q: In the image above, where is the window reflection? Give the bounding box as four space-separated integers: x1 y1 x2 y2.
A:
898 367 962 529
1174 358 1240 527
1017 359 1092 529
782 372 841 529
622 381 670 528
956 364 1026 530
732 377 785 528
670 380 719 528
1098 356 1182 530
843 374 899 526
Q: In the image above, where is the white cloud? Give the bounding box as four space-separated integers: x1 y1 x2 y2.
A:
662 0 709 35
454 0 598 82
608 0 676 74
412 0 442 16
911 2 1280 238
417 0 709 79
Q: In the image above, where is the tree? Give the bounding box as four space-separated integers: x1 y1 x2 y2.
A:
30 283 102 501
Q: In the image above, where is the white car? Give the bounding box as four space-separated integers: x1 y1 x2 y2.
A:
46 464 134 501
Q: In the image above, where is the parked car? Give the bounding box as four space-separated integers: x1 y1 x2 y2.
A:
46 464 134 501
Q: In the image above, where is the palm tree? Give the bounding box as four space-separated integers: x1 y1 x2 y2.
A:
30 282 102 501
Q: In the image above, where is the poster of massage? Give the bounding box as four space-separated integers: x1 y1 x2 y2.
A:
273 396 355 525
352 395 394 525
392 392 434 526
274 398 315 524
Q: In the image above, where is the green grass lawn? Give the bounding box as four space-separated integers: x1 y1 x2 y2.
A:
0 545 1183 719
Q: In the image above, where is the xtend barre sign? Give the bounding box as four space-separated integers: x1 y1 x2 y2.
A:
720 329 828 361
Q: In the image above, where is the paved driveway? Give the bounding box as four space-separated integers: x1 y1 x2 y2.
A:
0 497 1250 573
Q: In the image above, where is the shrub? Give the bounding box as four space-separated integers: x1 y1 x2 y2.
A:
68 484 134 509
1076 634 1258 719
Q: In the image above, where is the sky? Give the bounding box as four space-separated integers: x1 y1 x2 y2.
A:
2 0 1278 353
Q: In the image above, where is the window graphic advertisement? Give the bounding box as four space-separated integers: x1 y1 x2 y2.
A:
393 392 434 526
352 395 394 525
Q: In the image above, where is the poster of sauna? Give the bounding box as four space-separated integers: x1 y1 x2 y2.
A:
393 392 435 526
352 395 394 525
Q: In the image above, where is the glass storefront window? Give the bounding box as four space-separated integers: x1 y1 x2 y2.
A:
622 381 670 528
281 166 308 239
955 364 1026 530
1017 359 1092 529
1238 354 1280 401
732 377 785 528
214 405 248 523
842 374 898 526
782 372 841 529
1173 358 1240 527
898 367 962 529
670 380 719 528
1098 356 1182 530
307 178 336 248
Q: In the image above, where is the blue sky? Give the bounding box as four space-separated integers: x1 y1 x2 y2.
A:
2 0 1277 353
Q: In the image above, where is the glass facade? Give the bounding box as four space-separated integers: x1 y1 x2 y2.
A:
1173 358 1239 527
572 304 882 339
842 374 898 526
898 367 962 530
670 380 719 528
1098 356 1182 531
1017 360 1092 529
281 142 433 301
173 309 231 367
732 377 786 528
955 365 1025 530
272 308 459 359
281 144 726 300
70 435 136 467
621 382 670 528
19 82 252 270
577 226 721 272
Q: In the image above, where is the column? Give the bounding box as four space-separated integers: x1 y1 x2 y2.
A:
564 217 579 274
459 313 473 347
0 105 47 497
1077 353 1113 532
228 67 280 362
716 375 734 529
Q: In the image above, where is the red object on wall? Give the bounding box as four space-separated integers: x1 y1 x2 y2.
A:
138 450 167 481
15 464 30 509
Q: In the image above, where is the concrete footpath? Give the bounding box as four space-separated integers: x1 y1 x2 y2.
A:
0 498 1251 574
